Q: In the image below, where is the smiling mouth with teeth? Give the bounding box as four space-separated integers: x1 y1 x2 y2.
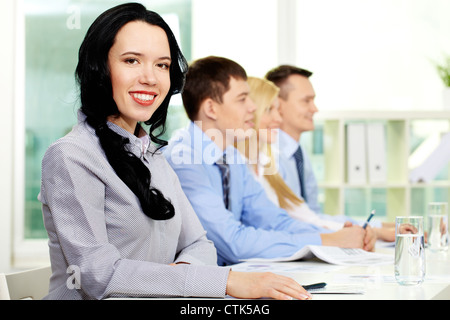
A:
130 92 157 106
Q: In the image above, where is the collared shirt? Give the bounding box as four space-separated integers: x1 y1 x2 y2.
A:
250 154 345 231
38 112 230 300
277 130 381 228
277 130 321 213
164 122 324 266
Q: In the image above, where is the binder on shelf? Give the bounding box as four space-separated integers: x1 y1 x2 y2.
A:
366 123 387 183
409 131 450 183
346 123 367 184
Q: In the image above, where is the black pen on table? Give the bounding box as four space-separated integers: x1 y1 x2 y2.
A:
303 282 327 290
362 210 375 229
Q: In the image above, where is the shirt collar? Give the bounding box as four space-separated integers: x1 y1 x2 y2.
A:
279 129 300 158
169 121 245 165
77 109 154 158
189 121 226 164
108 122 155 158
138 132 151 154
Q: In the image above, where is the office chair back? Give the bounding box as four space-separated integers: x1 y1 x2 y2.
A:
1 266 51 300
0 273 10 299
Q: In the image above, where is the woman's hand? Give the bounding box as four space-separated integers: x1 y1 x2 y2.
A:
320 222 366 249
363 225 376 252
226 271 312 300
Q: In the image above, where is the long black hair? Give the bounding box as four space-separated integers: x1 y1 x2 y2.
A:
75 3 188 220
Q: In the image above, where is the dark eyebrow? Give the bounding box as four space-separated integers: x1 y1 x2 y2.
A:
235 92 249 100
159 56 172 62
120 51 143 57
120 52 172 62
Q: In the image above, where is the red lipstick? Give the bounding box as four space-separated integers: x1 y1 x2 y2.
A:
129 91 157 106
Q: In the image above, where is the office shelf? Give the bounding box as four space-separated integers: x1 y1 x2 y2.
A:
302 110 450 221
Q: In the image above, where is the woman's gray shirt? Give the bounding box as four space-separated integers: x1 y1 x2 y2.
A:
38 113 229 300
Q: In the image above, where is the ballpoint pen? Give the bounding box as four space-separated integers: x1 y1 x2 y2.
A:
303 282 327 290
362 210 375 229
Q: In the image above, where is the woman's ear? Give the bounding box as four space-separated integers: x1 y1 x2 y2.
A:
200 98 218 121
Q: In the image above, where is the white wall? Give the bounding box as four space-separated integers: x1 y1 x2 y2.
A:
296 0 450 111
0 0 15 272
191 0 279 78
192 0 450 111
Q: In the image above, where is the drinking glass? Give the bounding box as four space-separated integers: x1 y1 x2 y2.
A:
395 216 425 286
427 202 448 252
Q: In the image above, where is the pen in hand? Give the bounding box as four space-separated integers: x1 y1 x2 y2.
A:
362 210 375 229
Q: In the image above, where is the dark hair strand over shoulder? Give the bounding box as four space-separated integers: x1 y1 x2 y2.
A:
76 3 188 220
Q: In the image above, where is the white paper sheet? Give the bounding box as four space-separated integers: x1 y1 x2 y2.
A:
241 245 394 266
308 284 365 294
230 261 344 274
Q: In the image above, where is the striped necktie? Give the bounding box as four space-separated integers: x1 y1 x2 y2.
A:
216 154 231 210
293 146 307 201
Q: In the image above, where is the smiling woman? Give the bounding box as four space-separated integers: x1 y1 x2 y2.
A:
75 4 186 222
20 0 193 243
37 2 313 301
107 21 172 134
38 3 223 300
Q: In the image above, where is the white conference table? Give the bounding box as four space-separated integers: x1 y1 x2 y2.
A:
108 245 450 302
230 246 450 300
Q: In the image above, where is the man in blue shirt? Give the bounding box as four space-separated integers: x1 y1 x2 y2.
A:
265 66 321 212
265 65 394 243
164 56 370 266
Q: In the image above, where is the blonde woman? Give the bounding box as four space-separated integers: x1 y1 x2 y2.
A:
239 77 395 244
237 77 348 230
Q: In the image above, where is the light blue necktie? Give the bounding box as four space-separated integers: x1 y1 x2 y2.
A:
216 154 231 210
293 146 307 201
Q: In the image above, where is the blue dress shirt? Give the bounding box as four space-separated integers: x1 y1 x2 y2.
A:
277 130 381 228
277 130 321 213
164 122 326 266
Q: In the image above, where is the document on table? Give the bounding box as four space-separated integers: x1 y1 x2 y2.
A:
308 284 365 294
231 261 344 274
241 245 393 266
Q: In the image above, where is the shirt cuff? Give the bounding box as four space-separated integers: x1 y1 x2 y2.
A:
184 265 231 298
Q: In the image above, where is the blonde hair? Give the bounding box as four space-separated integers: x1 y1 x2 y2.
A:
237 77 303 210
